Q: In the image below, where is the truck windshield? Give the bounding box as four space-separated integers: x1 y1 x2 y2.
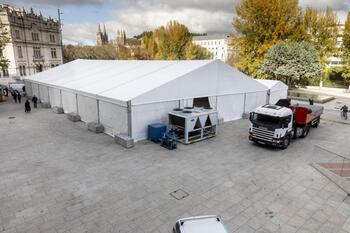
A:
250 113 281 128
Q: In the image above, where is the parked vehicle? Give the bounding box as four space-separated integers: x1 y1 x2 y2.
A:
8 82 25 94
249 99 323 149
172 215 228 233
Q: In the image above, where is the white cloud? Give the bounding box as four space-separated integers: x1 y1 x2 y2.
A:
4 0 103 6
61 0 350 45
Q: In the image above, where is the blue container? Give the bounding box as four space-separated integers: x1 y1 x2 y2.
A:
148 123 167 142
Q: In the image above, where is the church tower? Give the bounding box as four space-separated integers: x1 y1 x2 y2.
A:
96 24 108 45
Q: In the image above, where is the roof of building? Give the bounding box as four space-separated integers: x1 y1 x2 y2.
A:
192 35 230 41
25 59 267 106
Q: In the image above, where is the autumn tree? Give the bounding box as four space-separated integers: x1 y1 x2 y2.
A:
232 0 305 77
260 42 322 86
341 12 350 84
141 21 211 60
303 7 339 63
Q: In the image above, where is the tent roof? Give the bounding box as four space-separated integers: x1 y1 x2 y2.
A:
256 79 288 91
25 59 267 105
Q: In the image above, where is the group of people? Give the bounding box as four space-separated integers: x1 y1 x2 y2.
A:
24 95 38 113
11 90 22 103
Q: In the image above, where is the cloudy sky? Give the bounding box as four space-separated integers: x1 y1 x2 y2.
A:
4 0 350 45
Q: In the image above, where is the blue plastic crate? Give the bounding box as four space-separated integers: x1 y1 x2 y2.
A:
148 123 167 142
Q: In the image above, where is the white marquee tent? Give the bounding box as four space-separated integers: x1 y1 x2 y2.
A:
256 79 288 105
24 59 268 141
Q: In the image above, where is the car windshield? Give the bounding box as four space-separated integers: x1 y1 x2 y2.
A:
251 113 281 128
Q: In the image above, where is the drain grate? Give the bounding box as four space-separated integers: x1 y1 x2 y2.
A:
170 189 189 200
8 116 15 119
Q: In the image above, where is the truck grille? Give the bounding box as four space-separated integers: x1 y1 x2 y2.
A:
251 127 274 142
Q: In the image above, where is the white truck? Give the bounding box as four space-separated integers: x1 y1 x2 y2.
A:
172 215 229 233
249 99 323 149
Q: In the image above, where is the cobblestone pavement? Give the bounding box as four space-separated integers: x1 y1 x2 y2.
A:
1 98 350 233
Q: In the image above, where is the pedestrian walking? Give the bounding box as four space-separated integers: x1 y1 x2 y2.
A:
12 91 17 103
17 91 22 103
309 98 314 105
24 99 31 113
22 85 26 93
341 105 348 120
32 95 38 108
4 87 8 96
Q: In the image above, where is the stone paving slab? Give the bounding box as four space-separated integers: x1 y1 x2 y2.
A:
1 98 350 233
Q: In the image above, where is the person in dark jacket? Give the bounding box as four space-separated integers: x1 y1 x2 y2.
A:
22 85 26 93
25 99 31 113
12 91 17 103
341 105 348 120
17 91 21 103
309 98 314 105
4 87 8 96
32 95 38 108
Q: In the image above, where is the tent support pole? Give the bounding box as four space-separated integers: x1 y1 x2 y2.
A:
47 87 50 105
60 89 63 108
243 93 246 113
76 94 79 115
127 101 132 137
96 100 100 124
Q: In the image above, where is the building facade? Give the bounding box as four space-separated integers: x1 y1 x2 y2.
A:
192 35 232 62
0 4 63 79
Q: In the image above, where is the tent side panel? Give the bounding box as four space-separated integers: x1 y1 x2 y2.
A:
269 89 288 105
38 85 49 103
77 95 98 123
32 83 39 99
24 80 33 97
245 91 268 113
217 94 245 122
132 100 178 141
62 90 77 113
49 87 61 107
99 101 128 136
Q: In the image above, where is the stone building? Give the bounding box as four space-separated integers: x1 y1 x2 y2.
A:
192 35 232 62
96 24 108 46
0 4 63 79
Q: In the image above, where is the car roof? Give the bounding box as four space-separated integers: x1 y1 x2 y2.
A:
179 216 228 233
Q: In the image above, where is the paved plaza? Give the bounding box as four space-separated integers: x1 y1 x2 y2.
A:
1 97 350 233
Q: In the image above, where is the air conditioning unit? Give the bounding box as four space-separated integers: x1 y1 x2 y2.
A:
168 107 218 144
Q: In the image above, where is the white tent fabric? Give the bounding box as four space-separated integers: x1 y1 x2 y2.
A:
25 59 268 141
256 79 288 105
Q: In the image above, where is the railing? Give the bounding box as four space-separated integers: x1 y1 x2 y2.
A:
33 55 44 62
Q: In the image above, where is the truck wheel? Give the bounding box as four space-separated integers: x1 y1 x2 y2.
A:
314 119 320 128
282 136 290 149
300 126 310 138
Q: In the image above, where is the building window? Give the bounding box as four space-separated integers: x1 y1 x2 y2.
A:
18 46 23 58
33 47 41 58
51 48 57 58
2 68 8 77
49 34 55 42
15 30 20 39
31 32 39 41
19 65 26 76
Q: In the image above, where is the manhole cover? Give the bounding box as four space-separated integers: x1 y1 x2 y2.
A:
170 189 189 200
8 116 15 119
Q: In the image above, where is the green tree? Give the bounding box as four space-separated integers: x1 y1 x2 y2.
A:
260 42 322 86
232 0 305 77
0 22 10 70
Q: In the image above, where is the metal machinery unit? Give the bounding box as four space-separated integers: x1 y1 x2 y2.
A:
168 107 218 144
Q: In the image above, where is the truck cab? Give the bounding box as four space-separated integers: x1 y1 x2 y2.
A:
249 105 293 149
172 215 228 233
